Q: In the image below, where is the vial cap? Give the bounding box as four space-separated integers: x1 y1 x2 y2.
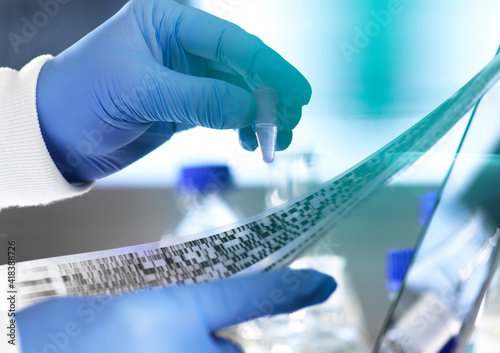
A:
176 165 234 195
418 189 440 227
385 248 414 293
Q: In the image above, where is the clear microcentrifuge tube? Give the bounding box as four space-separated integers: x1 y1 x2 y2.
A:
252 87 279 163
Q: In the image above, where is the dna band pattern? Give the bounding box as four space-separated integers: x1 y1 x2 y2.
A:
6 53 500 312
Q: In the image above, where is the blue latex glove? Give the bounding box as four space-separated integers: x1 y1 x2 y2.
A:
17 269 335 353
36 0 312 183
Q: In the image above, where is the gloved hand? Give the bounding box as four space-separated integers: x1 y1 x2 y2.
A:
36 0 312 184
17 269 335 353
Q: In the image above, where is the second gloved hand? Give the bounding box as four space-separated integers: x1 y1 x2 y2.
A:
17 269 335 353
36 0 312 184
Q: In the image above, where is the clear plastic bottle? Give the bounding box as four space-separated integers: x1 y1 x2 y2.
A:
162 164 243 239
378 208 497 353
265 153 317 209
229 254 371 353
471 261 500 353
285 255 372 353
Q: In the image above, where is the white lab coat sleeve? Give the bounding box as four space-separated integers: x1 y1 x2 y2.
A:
0 56 95 352
0 55 93 211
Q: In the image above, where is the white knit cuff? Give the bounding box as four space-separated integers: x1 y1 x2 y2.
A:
0 55 92 210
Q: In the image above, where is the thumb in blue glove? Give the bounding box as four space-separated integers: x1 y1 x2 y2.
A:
36 0 312 184
17 269 335 353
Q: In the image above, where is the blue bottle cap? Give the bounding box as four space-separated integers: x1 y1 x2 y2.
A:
418 189 440 227
175 165 234 195
385 248 414 293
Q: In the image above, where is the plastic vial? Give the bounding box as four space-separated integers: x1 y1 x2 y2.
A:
162 165 243 239
252 87 279 163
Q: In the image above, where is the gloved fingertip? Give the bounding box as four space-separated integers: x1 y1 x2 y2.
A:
276 130 293 151
214 336 243 353
238 126 258 151
280 80 312 107
278 105 302 130
316 273 337 303
240 139 258 152
284 82 313 107
295 269 337 306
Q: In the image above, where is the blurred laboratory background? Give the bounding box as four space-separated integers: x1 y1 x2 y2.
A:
1 0 500 348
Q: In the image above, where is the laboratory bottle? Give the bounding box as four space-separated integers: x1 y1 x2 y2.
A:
265 153 317 209
471 260 500 353
286 255 372 353
384 249 474 353
229 255 371 353
378 209 497 353
161 164 243 239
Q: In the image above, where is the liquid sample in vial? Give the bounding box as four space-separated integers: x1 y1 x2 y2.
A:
252 87 279 163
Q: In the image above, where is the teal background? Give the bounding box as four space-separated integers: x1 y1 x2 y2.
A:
1 0 500 344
